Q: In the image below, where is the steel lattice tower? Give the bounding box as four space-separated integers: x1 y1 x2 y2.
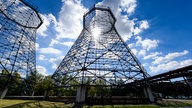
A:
0 0 42 98
52 6 154 102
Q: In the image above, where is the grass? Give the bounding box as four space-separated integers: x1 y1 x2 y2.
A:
0 99 192 108
0 99 71 108
0 99 159 108
156 99 192 107
83 105 159 108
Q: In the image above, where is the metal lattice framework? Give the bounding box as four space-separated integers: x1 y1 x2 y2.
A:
0 0 42 95
52 6 149 88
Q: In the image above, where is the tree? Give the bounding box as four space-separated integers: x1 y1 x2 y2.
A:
33 73 54 96
6 72 22 95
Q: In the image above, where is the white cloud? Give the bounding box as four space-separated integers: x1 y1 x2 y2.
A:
116 16 135 41
60 41 74 47
143 52 162 60
128 43 135 48
136 36 159 51
133 27 141 35
150 59 192 73
120 0 137 14
139 20 149 29
131 48 138 55
39 47 62 55
55 0 87 39
149 50 190 74
36 43 39 50
39 55 46 60
49 39 74 47
97 0 137 41
152 50 189 64
138 49 146 56
49 39 59 47
133 20 149 35
36 65 48 76
97 0 120 15
141 39 159 51
48 56 64 69
37 14 57 37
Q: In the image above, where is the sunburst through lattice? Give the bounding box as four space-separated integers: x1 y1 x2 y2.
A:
52 6 150 88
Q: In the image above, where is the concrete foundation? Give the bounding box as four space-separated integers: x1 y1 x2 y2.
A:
44 89 50 99
144 87 155 103
76 85 86 103
31 91 35 96
0 87 8 99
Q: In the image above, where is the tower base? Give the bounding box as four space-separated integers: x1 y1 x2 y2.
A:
0 86 8 99
76 85 87 103
144 87 155 103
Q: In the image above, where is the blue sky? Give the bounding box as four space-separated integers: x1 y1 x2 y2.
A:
30 0 192 76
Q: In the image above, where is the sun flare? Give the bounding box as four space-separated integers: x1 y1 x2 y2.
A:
91 27 101 40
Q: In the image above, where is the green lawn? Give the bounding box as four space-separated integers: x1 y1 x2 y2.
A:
0 99 71 108
0 99 192 108
156 99 192 107
84 105 159 108
0 99 158 108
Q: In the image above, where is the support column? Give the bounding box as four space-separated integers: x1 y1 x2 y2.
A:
0 86 8 99
76 84 87 103
31 91 35 96
186 77 192 89
144 87 155 103
44 89 50 99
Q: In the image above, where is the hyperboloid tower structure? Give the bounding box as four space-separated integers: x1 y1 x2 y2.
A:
52 6 154 103
0 0 42 98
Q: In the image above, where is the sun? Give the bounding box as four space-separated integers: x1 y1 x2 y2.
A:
91 26 101 40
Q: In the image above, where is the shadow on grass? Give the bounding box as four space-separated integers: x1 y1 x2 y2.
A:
1 100 65 108
3 100 192 108
72 103 83 108
2 101 42 108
